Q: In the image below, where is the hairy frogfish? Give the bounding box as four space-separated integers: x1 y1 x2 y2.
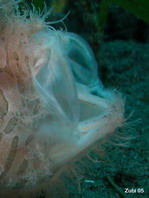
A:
0 1 124 197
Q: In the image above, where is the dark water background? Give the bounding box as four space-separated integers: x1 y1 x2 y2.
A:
25 0 149 197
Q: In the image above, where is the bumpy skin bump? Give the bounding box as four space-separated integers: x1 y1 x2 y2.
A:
0 1 124 197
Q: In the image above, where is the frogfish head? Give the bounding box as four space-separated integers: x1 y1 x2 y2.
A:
0 1 124 197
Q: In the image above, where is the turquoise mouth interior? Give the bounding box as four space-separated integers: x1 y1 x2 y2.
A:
79 100 104 122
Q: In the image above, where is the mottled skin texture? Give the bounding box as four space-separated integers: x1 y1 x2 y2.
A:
0 5 53 194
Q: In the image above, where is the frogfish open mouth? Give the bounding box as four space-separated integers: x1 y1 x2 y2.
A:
0 0 124 197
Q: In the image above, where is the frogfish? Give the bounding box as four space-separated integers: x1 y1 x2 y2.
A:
0 0 124 197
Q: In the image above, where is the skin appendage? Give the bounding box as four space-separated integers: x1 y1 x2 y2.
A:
0 1 124 197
